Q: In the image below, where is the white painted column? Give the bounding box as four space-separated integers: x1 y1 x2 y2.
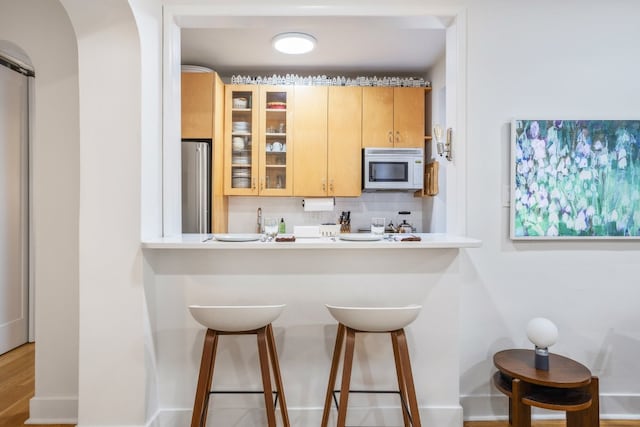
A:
60 1 149 425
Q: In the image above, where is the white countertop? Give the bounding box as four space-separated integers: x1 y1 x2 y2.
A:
141 233 481 250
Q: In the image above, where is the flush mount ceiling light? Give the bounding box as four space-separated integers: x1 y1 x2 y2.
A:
272 32 316 55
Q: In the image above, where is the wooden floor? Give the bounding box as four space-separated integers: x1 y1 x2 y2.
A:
1 343 639 427
465 422 640 427
0 343 73 427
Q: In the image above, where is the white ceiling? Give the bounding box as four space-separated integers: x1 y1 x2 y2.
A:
180 16 446 78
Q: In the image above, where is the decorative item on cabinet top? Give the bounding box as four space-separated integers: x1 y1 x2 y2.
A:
230 74 430 88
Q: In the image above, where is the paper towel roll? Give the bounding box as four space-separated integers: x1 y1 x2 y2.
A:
303 197 335 212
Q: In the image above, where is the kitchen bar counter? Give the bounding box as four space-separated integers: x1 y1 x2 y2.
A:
143 231 476 427
141 232 481 250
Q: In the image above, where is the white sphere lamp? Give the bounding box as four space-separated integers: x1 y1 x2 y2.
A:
526 317 558 370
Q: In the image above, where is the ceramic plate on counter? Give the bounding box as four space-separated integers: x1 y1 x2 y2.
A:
339 233 383 242
213 234 262 242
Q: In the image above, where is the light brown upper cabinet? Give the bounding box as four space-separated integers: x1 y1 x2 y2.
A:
362 87 425 148
293 86 362 197
224 85 293 196
327 86 362 196
293 86 328 196
181 72 214 139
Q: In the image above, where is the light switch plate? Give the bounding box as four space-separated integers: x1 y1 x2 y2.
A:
502 184 511 207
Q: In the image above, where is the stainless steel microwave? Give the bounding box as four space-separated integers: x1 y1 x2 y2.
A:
362 147 424 191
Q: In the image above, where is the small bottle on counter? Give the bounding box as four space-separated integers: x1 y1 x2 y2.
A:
279 218 286 234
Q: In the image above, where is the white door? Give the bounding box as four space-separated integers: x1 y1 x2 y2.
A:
0 61 29 355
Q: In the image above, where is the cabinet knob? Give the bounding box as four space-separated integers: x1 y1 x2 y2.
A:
322 178 326 192
252 178 256 190
329 179 334 193
388 131 393 144
260 178 264 190
395 131 401 144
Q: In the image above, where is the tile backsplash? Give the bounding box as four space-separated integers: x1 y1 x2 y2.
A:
227 193 424 234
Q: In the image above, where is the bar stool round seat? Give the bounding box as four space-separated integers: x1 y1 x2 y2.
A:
325 304 421 332
322 304 424 427
188 304 290 427
189 304 286 332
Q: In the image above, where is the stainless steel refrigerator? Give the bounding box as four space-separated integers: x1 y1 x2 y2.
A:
0 55 30 354
181 140 211 233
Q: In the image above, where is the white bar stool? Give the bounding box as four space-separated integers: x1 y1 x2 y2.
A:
188 305 290 427
321 305 423 427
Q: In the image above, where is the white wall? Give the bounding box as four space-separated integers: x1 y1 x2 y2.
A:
423 52 447 232
0 1 79 423
128 0 164 421
156 0 640 421
59 0 149 425
12 0 640 425
132 0 164 242
145 247 465 427
460 0 640 419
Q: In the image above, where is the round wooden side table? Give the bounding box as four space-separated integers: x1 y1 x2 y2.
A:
493 349 599 427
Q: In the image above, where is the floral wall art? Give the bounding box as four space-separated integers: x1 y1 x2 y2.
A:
511 120 640 239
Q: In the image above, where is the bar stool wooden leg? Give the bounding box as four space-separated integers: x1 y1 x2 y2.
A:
337 327 356 427
257 327 278 427
191 329 218 427
394 329 422 427
321 323 346 427
391 331 411 427
266 324 290 427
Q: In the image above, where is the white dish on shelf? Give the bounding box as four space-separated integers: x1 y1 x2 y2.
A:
232 97 248 108
213 233 262 242
232 168 250 177
232 156 250 165
232 136 246 151
231 177 250 188
232 121 250 131
338 233 384 241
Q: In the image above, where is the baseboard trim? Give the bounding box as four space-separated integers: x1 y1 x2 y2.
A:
28 394 640 425
26 395 78 425
461 393 640 420
149 405 463 427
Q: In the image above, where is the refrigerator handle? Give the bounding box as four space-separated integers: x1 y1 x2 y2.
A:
194 145 201 233
201 146 207 233
199 144 209 234
197 146 204 233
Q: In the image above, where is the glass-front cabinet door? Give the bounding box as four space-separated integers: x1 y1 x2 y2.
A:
258 86 293 196
224 85 258 195
224 85 292 196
